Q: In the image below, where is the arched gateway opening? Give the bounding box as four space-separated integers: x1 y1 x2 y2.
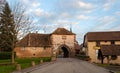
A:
57 45 70 58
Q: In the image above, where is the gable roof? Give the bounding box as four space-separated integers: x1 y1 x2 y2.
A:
85 31 120 41
52 28 75 35
16 33 52 47
101 45 120 56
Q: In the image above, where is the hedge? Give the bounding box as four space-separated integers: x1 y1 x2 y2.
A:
76 55 90 60
0 52 16 60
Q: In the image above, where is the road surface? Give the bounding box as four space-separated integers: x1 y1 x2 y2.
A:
30 58 109 73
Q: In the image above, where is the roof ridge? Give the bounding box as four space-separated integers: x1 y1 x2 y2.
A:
85 31 120 41
87 31 120 34
52 28 75 35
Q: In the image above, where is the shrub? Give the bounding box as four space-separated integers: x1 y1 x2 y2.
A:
76 55 90 61
79 51 86 55
41 57 51 62
111 55 117 60
0 52 16 60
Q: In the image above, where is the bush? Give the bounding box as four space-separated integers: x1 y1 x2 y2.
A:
41 57 51 62
15 57 51 64
111 55 117 60
76 55 90 61
0 52 16 60
79 51 86 55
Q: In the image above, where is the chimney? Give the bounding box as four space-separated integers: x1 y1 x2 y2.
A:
28 33 31 46
70 27 72 32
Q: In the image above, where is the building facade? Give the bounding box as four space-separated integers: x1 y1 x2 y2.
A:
83 31 120 64
15 28 76 58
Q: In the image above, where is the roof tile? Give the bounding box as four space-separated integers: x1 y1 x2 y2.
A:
101 45 120 55
86 31 120 41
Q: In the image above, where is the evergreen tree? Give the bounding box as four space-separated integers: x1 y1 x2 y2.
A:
0 2 17 52
0 1 33 63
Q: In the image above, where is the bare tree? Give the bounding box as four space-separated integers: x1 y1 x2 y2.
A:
11 2 35 63
11 2 34 39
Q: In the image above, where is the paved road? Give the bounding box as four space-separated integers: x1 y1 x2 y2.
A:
30 58 109 73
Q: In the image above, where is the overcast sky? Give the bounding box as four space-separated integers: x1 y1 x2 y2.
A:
6 0 120 44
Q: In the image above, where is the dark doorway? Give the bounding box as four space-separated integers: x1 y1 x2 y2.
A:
97 49 104 64
60 46 69 58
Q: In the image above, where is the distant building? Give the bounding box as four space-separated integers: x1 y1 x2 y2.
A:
83 31 120 64
75 42 80 55
14 28 76 58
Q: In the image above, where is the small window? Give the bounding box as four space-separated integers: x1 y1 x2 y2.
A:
96 41 100 46
111 55 117 60
111 41 115 45
33 53 35 56
104 41 107 42
43 46 46 50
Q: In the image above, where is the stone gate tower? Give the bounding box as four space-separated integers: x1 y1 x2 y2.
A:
51 28 76 57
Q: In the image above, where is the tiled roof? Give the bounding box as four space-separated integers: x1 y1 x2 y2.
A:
52 28 75 35
75 43 80 50
16 33 52 47
101 45 120 56
86 31 120 41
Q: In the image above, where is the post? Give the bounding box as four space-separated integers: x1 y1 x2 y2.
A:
16 64 21 71
31 61 35 67
51 51 56 61
40 59 43 64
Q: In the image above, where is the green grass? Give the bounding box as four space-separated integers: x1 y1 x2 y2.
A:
95 63 120 73
96 63 109 67
0 65 15 73
0 57 51 73
0 59 11 63
76 55 91 61
117 71 120 73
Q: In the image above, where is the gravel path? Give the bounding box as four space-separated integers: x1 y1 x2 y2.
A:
30 58 109 73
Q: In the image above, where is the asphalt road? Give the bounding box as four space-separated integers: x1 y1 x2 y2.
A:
29 58 109 73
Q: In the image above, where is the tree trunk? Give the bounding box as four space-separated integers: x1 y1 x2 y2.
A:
12 49 15 63
12 38 15 64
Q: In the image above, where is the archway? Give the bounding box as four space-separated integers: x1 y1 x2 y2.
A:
58 45 70 58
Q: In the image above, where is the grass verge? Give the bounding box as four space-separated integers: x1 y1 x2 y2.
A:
96 63 120 73
117 71 120 73
0 57 51 73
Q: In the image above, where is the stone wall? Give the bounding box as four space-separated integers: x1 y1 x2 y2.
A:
14 47 52 58
51 34 75 56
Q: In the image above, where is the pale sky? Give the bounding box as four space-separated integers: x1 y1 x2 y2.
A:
6 0 120 44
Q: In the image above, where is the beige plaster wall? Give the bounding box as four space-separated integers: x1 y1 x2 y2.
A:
115 41 120 45
87 42 96 62
87 41 120 64
100 41 111 45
